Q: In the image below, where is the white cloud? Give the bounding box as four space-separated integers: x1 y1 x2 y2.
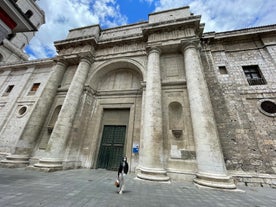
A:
26 0 127 59
92 0 127 28
153 0 276 32
140 0 154 4
154 0 186 11
26 0 276 59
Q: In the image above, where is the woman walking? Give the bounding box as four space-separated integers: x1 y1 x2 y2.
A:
117 156 129 194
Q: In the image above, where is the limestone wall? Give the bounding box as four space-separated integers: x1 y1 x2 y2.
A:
0 62 53 154
201 33 276 174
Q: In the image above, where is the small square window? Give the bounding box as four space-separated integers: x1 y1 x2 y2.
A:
28 83 40 95
2 85 14 96
218 66 228 74
6 85 14 93
31 83 40 92
242 65 266 85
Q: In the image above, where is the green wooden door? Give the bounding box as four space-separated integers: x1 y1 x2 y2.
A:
97 125 126 170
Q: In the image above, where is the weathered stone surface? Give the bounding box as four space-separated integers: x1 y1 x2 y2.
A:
0 6 275 188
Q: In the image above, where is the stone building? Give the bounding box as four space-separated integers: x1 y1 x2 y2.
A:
0 7 275 189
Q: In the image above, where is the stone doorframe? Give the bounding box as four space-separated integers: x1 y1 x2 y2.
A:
85 58 145 171
87 101 137 171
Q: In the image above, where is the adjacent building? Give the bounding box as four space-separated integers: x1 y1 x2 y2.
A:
0 0 45 63
0 6 275 189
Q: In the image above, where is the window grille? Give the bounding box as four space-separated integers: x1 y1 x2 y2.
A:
242 65 266 85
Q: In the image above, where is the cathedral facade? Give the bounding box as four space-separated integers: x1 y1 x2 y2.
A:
0 7 275 189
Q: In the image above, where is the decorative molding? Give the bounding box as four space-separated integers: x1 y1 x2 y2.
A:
148 28 195 43
202 24 276 40
97 41 146 57
181 39 200 52
146 46 162 55
0 58 54 69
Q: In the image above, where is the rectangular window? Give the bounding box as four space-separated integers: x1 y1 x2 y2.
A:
2 85 14 96
242 65 266 85
218 66 228 74
28 83 40 95
31 83 40 91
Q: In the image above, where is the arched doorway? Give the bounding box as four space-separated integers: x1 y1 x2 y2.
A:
86 59 145 171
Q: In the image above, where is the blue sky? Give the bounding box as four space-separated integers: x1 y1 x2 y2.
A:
25 0 276 59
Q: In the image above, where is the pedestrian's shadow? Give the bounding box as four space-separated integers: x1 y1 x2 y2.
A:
115 190 131 194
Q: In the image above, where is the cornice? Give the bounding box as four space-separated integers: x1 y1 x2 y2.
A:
53 14 203 52
202 24 276 40
97 34 145 48
54 36 98 51
0 58 54 69
142 15 202 37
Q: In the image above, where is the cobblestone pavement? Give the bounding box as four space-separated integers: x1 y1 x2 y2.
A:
0 168 275 207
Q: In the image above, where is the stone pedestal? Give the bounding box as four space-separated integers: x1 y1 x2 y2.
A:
0 61 67 168
33 158 63 172
137 47 169 181
0 155 29 168
34 57 92 171
182 41 236 189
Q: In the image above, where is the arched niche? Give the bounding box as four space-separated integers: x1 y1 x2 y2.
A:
88 59 145 91
169 102 184 138
98 69 142 91
47 105 62 133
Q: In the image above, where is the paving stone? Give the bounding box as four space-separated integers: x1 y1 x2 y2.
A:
0 168 275 207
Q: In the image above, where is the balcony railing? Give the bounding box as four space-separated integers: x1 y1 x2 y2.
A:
247 78 266 85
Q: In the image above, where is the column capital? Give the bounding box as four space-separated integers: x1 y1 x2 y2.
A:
181 40 200 53
146 46 162 55
78 52 94 65
53 57 68 67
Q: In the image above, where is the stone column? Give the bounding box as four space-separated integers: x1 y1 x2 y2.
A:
1 61 67 168
137 47 169 181
182 41 236 189
34 56 92 171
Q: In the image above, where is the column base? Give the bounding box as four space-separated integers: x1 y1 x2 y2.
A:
193 172 236 189
0 154 30 168
32 158 63 172
137 167 170 182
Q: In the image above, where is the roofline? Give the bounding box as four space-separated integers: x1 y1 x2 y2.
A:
202 24 276 40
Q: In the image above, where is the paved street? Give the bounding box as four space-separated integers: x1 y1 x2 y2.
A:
0 168 275 207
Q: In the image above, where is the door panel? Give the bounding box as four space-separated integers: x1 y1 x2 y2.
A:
97 125 126 170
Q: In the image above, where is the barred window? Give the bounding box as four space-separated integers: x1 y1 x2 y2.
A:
242 65 266 85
